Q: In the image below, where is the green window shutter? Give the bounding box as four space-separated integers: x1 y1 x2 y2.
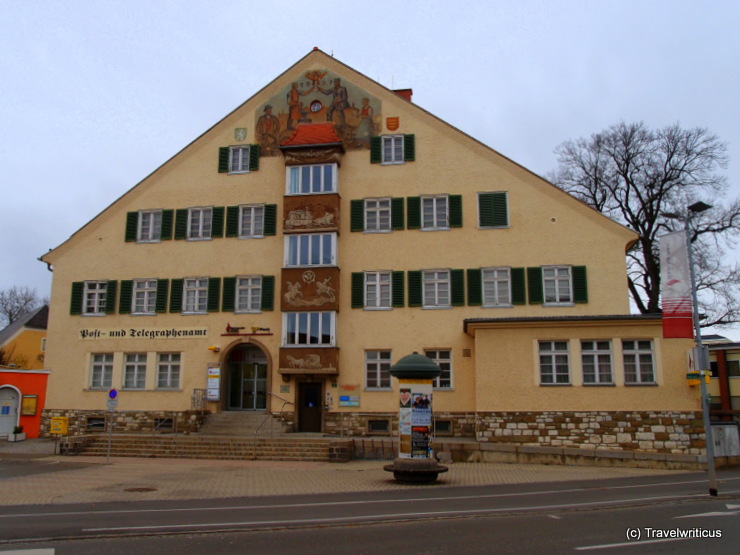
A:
527 267 544 304
125 212 138 242
161 209 174 240
407 197 421 229
169 279 183 313
211 207 225 238
249 144 260 171
350 200 364 232
155 279 169 313
174 209 188 240
451 269 465 306
392 271 405 307
479 193 509 227
207 278 221 313
351 272 364 308
226 206 240 237
467 269 482 306
403 134 415 162
391 197 405 230
573 266 588 303
492 193 508 227
119 280 133 314
511 268 526 305
70 282 84 315
222 277 236 312
449 195 463 228
370 136 382 163
264 204 277 236
260 275 274 311
408 271 422 307
478 193 493 227
105 281 118 315
218 147 230 173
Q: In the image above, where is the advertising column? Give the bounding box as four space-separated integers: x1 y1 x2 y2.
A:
398 380 433 459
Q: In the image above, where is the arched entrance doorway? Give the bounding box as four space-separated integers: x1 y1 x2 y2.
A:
0 386 20 436
226 344 268 411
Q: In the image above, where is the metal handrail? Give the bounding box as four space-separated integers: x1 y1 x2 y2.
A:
252 393 295 460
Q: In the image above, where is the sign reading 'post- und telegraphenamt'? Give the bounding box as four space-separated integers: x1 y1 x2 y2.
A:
79 327 208 340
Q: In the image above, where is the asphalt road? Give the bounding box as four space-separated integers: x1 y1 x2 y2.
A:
1 469 739 553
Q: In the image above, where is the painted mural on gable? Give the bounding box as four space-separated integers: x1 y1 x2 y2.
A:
255 70 381 156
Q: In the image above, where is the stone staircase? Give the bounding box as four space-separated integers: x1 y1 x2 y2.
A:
69 433 353 462
195 410 288 438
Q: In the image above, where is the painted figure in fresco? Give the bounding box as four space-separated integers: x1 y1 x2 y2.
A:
354 97 375 145
318 78 350 126
287 82 314 130
255 105 281 155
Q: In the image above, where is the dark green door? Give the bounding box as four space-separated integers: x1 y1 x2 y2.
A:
227 347 267 410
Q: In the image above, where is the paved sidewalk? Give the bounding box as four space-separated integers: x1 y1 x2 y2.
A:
0 439 689 507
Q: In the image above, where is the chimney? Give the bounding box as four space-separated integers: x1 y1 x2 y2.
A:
393 89 413 102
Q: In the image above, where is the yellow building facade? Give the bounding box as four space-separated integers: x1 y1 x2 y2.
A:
40 50 702 454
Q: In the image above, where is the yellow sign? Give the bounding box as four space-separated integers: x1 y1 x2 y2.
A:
50 417 69 435
21 395 38 416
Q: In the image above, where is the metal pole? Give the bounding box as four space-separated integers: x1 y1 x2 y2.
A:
106 411 113 465
684 217 718 496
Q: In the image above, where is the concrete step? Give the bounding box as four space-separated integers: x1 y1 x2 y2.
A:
72 434 350 462
197 411 290 437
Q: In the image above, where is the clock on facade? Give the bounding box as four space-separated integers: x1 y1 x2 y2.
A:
310 100 323 113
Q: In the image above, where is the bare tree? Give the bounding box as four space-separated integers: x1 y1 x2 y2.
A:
0 285 42 328
549 122 740 328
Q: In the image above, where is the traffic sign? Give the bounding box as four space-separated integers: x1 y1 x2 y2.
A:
106 398 118 411
108 388 118 399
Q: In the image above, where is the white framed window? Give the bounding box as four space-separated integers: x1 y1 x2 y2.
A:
482 267 511 307
137 210 162 242
539 341 570 385
364 198 392 232
123 353 147 389
365 350 392 389
283 312 336 346
622 340 655 384
382 135 404 164
236 276 262 313
90 353 113 389
132 279 157 315
157 353 181 389
188 207 212 240
285 233 337 267
239 205 265 238
286 164 337 195
423 270 451 308
425 349 452 389
84 281 108 315
581 340 613 384
183 277 209 314
364 271 392 309
421 195 449 230
229 146 252 173
543 266 572 304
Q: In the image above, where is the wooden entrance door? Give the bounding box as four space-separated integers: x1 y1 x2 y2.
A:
298 382 322 433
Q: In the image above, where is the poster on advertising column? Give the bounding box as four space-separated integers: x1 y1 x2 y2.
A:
398 379 433 459
206 363 221 401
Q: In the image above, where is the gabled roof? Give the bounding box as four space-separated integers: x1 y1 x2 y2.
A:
40 48 637 262
0 305 48 347
280 123 343 148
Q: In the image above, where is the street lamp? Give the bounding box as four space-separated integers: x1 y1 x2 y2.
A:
664 201 718 497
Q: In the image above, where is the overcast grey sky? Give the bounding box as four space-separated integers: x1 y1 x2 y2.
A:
1 1 738 336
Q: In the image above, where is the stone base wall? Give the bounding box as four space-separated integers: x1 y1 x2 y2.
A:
40 409 209 437
323 412 477 437
477 411 705 455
